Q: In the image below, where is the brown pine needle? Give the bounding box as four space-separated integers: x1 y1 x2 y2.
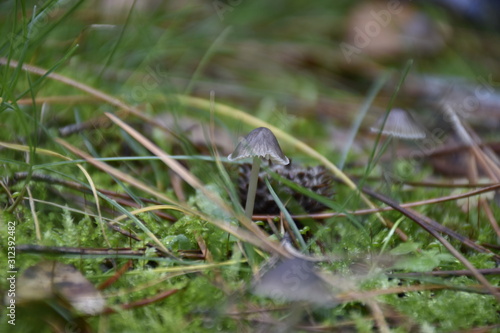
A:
260 183 500 220
98 260 133 290
363 186 500 302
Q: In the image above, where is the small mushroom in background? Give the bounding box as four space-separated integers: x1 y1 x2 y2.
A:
228 127 290 218
252 257 336 306
370 108 426 176
370 108 426 140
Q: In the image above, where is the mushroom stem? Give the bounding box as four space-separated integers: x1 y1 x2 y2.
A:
390 136 398 174
245 156 262 218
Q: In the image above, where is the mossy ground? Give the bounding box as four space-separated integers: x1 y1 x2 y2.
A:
1 1 500 332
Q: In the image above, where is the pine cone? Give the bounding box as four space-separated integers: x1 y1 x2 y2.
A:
237 162 334 214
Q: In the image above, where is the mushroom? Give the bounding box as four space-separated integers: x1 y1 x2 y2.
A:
370 108 426 139
252 257 334 305
228 127 290 218
370 108 426 176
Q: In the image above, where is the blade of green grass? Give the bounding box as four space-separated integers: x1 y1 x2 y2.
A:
264 177 307 250
338 72 389 169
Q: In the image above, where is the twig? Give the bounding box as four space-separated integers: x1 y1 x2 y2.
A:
16 244 148 256
98 260 133 290
366 300 390 333
480 199 500 239
101 289 180 314
390 267 500 278
11 171 176 222
254 183 500 220
363 187 500 302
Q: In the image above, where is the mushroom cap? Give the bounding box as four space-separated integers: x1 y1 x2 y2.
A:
370 108 426 139
228 127 290 165
252 257 334 305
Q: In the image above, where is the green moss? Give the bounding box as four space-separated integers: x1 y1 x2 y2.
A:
385 289 500 331
1 1 500 331
166 215 232 261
